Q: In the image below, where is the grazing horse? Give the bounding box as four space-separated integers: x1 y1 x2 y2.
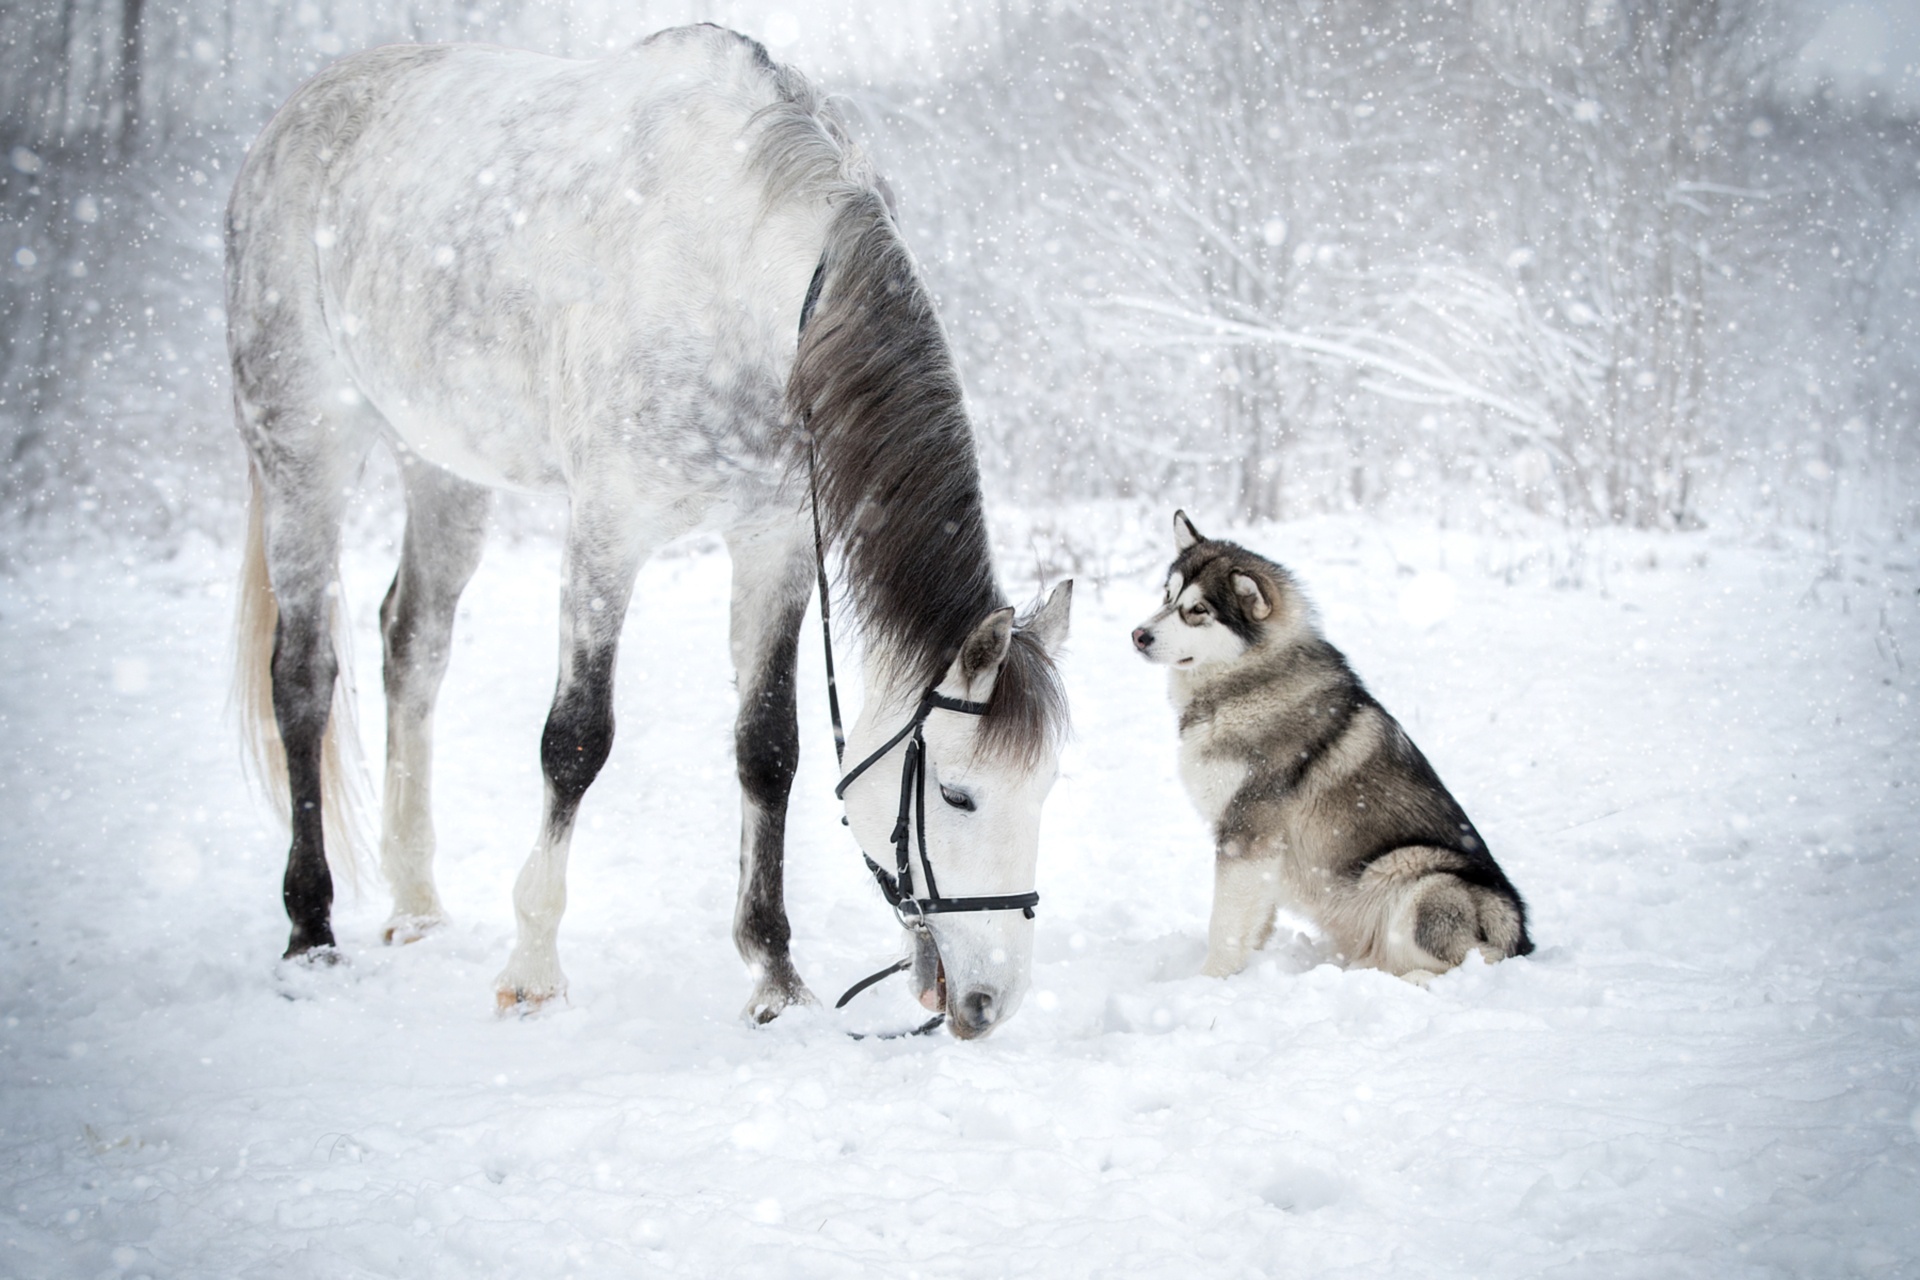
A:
226 25 1071 1038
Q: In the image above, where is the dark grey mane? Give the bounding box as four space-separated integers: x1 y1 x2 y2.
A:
760 110 1065 766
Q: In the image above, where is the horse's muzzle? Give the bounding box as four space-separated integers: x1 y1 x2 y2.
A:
947 988 1001 1039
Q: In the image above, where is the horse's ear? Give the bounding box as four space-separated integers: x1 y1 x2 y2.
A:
945 605 1016 700
1173 510 1204 551
1022 580 1073 656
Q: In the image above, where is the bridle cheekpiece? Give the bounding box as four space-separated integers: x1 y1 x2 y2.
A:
831 688 1041 927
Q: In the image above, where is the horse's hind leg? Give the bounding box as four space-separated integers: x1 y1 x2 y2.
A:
265 508 347 957
495 505 656 1012
725 521 816 1023
243 410 375 960
378 461 490 942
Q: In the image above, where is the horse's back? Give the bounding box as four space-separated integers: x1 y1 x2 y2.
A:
229 28 837 501
233 29 792 236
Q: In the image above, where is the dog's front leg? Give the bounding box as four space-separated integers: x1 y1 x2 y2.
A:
1203 846 1283 977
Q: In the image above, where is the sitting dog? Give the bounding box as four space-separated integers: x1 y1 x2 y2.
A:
1132 511 1533 980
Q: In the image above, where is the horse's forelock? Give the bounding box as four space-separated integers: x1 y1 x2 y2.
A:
974 626 1069 772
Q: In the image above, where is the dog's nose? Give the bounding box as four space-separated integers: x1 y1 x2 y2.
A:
948 988 999 1039
1132 626 1154 652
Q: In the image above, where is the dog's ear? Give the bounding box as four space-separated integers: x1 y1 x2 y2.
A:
1173 510 1204 551
1231 571 1271 621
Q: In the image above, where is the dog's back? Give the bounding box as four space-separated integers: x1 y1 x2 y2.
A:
1134 512 1532 977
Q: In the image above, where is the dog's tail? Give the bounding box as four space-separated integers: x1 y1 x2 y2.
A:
232 466 371 889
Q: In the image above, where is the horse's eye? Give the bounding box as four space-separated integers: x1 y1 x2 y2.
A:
939 783 976 812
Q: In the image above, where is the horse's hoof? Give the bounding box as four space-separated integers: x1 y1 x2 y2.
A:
282 942 344 967
381 913 446 946
495 985 563 1016
274 946 347 1001
743 979 815 1025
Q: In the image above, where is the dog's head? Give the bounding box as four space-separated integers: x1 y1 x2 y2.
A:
1131 510 1301 670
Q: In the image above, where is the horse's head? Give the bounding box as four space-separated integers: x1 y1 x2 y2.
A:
842 581 1071 1039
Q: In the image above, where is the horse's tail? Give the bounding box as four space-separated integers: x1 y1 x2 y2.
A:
232 466 370 890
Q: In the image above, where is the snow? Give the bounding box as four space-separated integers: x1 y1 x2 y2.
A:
2 514 1917 1277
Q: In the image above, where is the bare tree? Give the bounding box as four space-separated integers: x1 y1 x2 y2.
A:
1470 0 1792 526
1 0 1914 549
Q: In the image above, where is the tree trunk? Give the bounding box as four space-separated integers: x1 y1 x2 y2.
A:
116 0 144 160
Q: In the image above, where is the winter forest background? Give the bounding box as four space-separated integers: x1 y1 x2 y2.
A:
2 0 1917 559
4 6 1919 1273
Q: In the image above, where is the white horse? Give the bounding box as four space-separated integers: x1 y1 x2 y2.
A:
226 25 1071 1038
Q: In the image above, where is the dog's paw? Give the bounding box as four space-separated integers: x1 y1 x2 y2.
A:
1201 950 1250 978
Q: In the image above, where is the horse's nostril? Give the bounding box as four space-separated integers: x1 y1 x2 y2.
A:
954 989 997 1034
1132 627 1154 651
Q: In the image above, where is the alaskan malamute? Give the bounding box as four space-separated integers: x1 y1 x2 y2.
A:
1132 512 1533 979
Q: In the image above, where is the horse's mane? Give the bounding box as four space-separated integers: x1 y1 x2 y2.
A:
750 79 1066 768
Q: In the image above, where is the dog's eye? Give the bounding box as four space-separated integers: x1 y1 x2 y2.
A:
939 783 976 812
1187 605 1210 622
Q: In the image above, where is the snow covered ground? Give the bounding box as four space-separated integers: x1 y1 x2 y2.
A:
1 510 1916 1278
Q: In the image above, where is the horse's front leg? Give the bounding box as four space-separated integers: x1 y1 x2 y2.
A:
725 523 816 1023
494 519 647 1013
378 462 490 943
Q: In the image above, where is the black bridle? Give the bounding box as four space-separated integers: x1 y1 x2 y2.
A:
830 688 1041 924
797 260 1037 1032
805 449 1038 1033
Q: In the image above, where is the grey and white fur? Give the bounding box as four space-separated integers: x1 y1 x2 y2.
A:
226 26 1069 1036
1132 512 1532 980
